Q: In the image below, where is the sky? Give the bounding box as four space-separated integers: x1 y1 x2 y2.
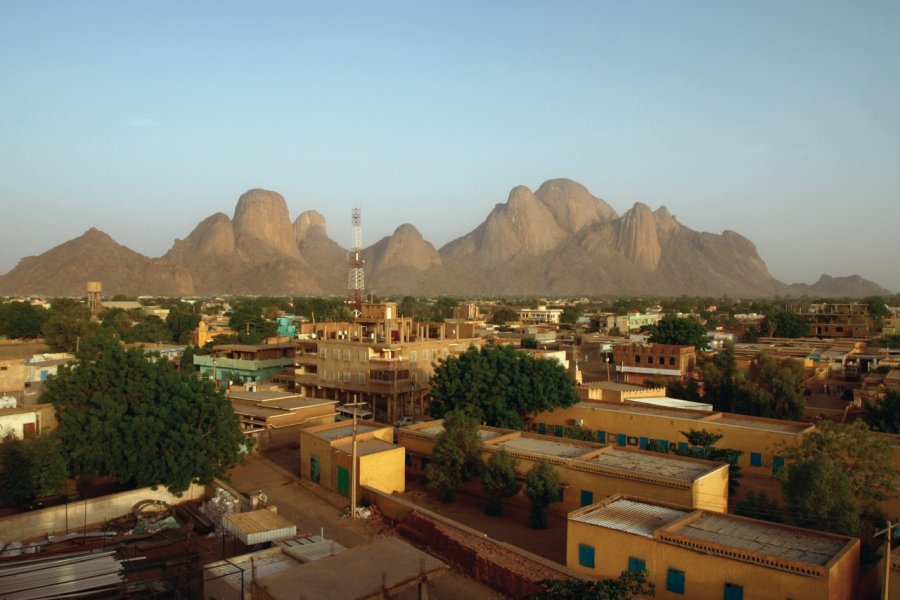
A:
1 1 898 291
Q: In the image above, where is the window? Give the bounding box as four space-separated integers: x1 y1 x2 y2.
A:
557 487 565 502
669 356 676 366
343 349 350 361
596 431 606 443
666 568 685 594
578 544 595 568
422 350 429 361
554 425 564 437
319 348 327 359
410 351 417 362
537 423 546 434
635 355 641 363
773 456 784 475
332 349 340 360
358 350 367 362
343 371 350 383
421 457 430 470
648 356 654 364
628 557 646 574
321 370 328 381
580 490 593 507
639 436 649 449
357 372 366 385
724 583 743 600
750 452 762 467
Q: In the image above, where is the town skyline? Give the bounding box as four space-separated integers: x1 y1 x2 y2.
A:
2 2 898 289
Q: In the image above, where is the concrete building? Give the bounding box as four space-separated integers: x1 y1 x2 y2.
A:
227 390 337 449
797 302 870 339
567 495 859 600
0 359 25 403
518 305 564 324
0 404 56 439
23 353 75 384
606 311 663 333
613 343 696 385
299 420 405 497
398 421 729 514
278 302 482 423
195 342 296 388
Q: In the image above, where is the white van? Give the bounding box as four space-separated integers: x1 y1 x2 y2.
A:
336 405 374 421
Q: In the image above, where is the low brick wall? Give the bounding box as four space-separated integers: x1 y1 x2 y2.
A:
361 486 585 599
0 482 206 543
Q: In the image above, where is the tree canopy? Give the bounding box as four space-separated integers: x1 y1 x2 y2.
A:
865 390 900 434
759 311 809 338
525 571 653 600
481 447 521 515
525 460 561 529
733 354 805 420
0 301 48 339
426 410 483 502
428 344 577 429
42 336 246 494
645 314 710 350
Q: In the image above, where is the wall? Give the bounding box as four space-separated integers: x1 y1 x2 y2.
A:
567 518 858 600
359 447 406 495
0 410 37 439
0 482 205 542
299 430 334 490
0 360 25 396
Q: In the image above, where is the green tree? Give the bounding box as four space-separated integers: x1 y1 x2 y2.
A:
865 390 900 434
525 571 654 600
228 302 277 344
429 345 577 429
559 306 581 324
524 460 561 529
29 434 69 499
701 341 738 412
42 299 101 352
780 453 861 536
759 311 809 338
490 307 518 325
101 307 134 339
124 315 173 343
426 411 483 502
166 310 201 344
0 301 48 339
645 314 710 350
0 436 36 506
675 429 742 495
480 448 521 515
733 354 805 420
43 336 246 494
779 420 896 509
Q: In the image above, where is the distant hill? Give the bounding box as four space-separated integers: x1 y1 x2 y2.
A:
787 274 892 298
0 179 889 297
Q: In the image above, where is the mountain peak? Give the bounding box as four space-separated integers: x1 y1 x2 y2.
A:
233 189 300 259
294 210 327 241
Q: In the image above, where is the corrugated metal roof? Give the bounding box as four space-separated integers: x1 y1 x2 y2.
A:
675 514 846 566
224 510 297 545
280 536 347 563
0 550 124 600
572 499 688 537
496 436 591 458
592 449 720 481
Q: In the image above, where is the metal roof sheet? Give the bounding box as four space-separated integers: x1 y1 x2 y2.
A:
572 499 688 537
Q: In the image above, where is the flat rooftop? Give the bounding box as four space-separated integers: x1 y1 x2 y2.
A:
229 391 304 403
315 423 381 441
591 449 721 482
334 438 399 456
584 381 652 391
711 415 811 434
673 513 847 567
414 423 505 442
572 498 688 537
576 401 708 421
494 436 594 458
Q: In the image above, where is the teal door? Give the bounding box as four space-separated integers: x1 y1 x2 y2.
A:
773 456 785 475
310 456 320 483
337 466 350 496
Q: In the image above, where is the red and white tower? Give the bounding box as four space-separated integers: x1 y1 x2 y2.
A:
348 208 365 318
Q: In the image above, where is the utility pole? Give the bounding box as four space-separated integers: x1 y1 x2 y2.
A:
875 520 895 600
344 400 367 519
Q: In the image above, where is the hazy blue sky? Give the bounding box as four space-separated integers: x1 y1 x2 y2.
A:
2 2 898 291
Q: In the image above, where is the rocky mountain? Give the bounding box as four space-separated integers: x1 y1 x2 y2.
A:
0 179 889 297
788 274 892 298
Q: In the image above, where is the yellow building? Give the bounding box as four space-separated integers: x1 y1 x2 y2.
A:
532 400 814 478
299 421 405 497
398 420 728 514
568 495 859 600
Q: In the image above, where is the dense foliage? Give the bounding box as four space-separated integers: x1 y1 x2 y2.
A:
758 310 809 338
481 448 521 515
645 314 710 350
0 301 48 339
673 429 742 495
42 336 246 494
426 411 483 502
0 433 68 507
429 344 577 429
865 390 900 434
525 460 561 529
525 571 654 600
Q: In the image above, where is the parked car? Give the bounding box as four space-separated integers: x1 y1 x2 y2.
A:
394 416 415 428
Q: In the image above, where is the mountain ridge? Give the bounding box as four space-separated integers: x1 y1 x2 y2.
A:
0 179 891 297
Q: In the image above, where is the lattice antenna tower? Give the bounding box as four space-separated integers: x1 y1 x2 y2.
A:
348 208 365 318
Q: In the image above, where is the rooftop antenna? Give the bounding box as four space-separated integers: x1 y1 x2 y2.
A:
348 208 365 318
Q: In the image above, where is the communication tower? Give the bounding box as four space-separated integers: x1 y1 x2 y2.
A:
348 208 365 318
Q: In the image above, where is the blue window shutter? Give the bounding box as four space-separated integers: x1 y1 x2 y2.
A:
617 434 627 446
639 436 649 449
724 583 743 600
667 568 685 594
554 425 564 437
628 557 646 574
597 431 606 443
537 423 546 434
678 442 689 451
578 544 595 568
773 456 784 475
658 439 669 453
750 452 762 467
580 490 593 507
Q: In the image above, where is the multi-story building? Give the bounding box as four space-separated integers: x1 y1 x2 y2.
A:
278 302 482 423
518 305 563 324
797 302 870 339
194 342 296 388
605 311 663 333
612 343 696 385
567 495 859 600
